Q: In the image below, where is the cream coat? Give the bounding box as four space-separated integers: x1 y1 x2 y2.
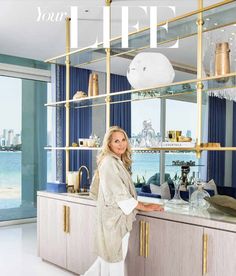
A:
93 153 137 263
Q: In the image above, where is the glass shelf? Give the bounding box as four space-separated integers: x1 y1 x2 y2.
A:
44 146 101 151
45 72 236 108
44 146 236 151
45 1 236 67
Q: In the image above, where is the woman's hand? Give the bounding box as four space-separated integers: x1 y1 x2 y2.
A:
136 202 164 212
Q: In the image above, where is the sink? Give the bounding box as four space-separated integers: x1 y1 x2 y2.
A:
61 192 91 199
76 192 90 196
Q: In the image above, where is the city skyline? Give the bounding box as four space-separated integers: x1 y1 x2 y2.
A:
0 76 22 133
0 128 21 147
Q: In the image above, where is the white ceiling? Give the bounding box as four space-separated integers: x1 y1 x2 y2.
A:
0 0 227 76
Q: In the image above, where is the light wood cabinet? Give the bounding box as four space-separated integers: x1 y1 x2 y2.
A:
144 216 203 276
38 196 67 268
67 202 96 274
127 214 203 276
37 195 96 275
126 218 145 276
204 228 236 276
127 213 236 276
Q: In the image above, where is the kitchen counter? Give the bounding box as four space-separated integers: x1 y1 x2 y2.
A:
38 191 236 232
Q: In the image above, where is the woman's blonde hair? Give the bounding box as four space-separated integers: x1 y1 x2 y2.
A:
97 126 132 171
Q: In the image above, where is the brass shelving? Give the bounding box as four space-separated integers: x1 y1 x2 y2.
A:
45 72 236 109
45 0 236 179
45 0 236 67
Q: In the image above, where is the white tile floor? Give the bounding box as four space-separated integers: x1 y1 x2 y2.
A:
0 223 77 276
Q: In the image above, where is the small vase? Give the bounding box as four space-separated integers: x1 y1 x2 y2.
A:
88 73 99 97
214 42 230 82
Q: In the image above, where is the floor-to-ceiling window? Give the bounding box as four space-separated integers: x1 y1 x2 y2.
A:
0 70 50 221
0 76 22 209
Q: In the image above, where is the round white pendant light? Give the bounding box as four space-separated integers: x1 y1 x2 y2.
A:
127 52 175 89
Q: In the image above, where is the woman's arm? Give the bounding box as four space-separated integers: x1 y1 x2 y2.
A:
136 202 164 212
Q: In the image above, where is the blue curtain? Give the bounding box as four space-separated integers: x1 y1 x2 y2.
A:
110 74 131 137
56 65 91 187
207 96 226 186
232 102 236 187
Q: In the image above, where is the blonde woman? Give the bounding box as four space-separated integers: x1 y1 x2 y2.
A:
83 126 164 276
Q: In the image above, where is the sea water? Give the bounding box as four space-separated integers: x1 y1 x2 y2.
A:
0 151 198 208
0 152 21 188
132 152 199 183
0 151 21 209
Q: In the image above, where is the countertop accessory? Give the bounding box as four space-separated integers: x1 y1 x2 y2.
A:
190 183 210 209
166 178 189 206
46 182 67 193
205 195 236 216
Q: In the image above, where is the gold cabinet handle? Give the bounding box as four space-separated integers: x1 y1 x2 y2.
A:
63 205 70 233
66 206 70 233
139 221 145 256
203 234 208 275
63 205 67 232
145 222 150 258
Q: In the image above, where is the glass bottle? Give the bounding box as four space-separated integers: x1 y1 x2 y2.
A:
187 172 198 200
189 183 210 209
166 178 188 206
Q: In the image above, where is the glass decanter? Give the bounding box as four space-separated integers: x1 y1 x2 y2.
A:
187 173 199 200
166 178 189 206
189 182 210 210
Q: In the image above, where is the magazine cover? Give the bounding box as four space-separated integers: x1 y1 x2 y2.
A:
1 1 236 276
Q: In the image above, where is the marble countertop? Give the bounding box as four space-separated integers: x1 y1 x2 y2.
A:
37 191 236 232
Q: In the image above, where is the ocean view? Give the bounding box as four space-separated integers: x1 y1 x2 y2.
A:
132 152 199 183
0 151 21 209
0 151 21 189
0 151 199 208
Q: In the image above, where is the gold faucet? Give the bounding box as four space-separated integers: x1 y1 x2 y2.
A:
78 165 90 192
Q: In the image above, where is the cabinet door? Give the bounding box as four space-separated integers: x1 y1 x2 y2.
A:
38 196 67 268
67 202 97 275
205 228 236 276
126 217 145 276
144 216 203 276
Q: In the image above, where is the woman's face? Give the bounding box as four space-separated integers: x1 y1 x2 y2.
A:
109 131 128 158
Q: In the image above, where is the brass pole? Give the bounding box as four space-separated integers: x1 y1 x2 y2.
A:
65 17 71 181
105 0 112 131
196 0 204 158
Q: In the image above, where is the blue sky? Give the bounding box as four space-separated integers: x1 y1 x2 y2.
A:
0 76 21 133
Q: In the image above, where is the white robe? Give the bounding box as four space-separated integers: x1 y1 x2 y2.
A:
82 197 138 276
93 154 137 263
